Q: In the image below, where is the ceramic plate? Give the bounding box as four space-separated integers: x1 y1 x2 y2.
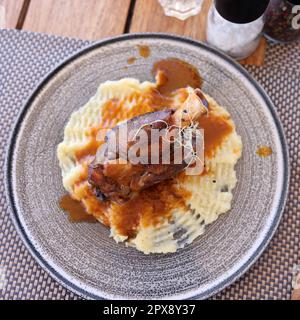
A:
5 34 289 299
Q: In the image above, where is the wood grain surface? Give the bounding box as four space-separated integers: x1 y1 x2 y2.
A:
239 37 266 66
0 0 26 29
23 0 131 40
131 0 211 41
1 0 266 65
130 0 265 66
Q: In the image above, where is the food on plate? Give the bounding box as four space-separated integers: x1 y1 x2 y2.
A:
57 58 242 254
88 88 208 204
256 146 273 157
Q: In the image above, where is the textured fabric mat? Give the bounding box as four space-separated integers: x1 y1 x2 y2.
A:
0 29 299 300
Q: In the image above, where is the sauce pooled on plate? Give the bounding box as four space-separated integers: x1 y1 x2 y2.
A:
59 58 233 238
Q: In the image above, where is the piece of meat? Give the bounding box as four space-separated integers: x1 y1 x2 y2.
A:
88 88 208 203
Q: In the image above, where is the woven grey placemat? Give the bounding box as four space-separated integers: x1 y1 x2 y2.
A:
0 29 299 300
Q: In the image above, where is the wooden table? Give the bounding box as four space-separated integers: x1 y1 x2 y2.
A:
0 0 266 66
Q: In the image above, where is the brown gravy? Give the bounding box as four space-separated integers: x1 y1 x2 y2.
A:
198 114 233 158
59 194 97 223
127 57 136 65
75 127 101 162
152 58 203 94
75 140 100 162
110 177 191 238
138 45 151 58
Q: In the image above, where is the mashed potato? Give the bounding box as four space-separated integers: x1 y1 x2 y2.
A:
57 78 242 254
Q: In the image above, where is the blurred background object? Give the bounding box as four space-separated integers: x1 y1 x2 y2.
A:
0 0 266 66
264 0 300 43
206 0 270 60
158 0 204 20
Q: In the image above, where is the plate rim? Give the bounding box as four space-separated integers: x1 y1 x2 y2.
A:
5 32 290 300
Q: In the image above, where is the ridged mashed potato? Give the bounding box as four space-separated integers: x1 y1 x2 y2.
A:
57 78 242 254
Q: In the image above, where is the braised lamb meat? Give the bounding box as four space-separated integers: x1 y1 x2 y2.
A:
88 89 207 203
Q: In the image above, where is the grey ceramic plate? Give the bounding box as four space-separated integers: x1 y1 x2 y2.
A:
6 34 289 300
